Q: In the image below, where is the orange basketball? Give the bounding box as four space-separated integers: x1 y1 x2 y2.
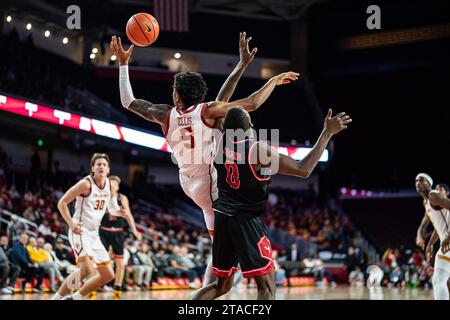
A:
126 13 160 47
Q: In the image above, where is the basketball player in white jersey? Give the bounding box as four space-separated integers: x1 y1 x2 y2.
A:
110 33 299 285
51 153 116 300
415 173 450 300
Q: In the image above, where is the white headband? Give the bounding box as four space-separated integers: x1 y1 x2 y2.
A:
416 173 433 187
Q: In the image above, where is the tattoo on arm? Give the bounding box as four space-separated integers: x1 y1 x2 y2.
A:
129 99 170 125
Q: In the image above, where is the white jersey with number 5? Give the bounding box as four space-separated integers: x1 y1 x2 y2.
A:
73 175 111 231
165 103 215 178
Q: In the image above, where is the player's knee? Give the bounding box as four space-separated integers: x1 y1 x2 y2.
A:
104 268 115 282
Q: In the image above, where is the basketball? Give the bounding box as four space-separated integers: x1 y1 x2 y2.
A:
125 13 160 47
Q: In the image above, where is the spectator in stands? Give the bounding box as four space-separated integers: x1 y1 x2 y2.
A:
348 265 365 287
53 238 76 276
282 243 303 287
6 215 28 241
302 254 325 286
346 245 359 273
179 246 203 283
27 237 59 292
126 241 146 290
10 233 44 292
38 219 56 240
388 266 403 288
43 242 65 286
136 242 155 289
0 235 20 293
0 235 13 294
168 245 198 289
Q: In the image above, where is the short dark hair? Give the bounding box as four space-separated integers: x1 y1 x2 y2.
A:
173 71 207 108
223 108 251 131
437 183 449 193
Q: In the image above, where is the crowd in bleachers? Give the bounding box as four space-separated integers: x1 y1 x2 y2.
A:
2 145 435 294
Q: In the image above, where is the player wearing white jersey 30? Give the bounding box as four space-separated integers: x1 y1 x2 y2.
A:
51 153 117 300
110 32 299 286
415 173 450 300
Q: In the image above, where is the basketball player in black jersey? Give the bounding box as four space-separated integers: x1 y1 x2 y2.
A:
192 107 352 300
99 175 142 299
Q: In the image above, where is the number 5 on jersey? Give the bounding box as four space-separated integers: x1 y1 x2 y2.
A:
225 163 240 189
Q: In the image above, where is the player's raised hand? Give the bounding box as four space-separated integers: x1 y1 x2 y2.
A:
272 71 300 85
239 31 257 66
324 109 352 135
110 35 134 66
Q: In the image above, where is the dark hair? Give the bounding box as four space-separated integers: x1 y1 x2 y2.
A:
223 107 251 131
173 71 207 108
437 183 449 193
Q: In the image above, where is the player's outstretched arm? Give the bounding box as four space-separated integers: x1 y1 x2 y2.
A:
216 32 257 102
204 71 299 120
429 191 450 210
111 35 170 127
120 195 142 241
57 180 90 235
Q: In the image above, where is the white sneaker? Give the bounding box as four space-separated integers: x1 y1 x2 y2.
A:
6 286 15 293
103 285 113 292
1 288 13 295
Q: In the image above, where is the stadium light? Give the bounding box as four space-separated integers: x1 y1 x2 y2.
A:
6 16 12 23
26 23 32 31
174 52 181 59
92 48 98 54
89 53 96 60
44 30 51 38
111 55 117 61
62 37 69 44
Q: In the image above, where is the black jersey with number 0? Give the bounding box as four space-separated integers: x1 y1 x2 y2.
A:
213 137 270 215
100 193 128 228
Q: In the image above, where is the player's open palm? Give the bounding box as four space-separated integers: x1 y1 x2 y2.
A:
273 71 300 85
324 109 352 135
239 31 257 65
110 35 134 65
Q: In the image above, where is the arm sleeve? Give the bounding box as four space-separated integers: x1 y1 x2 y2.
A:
119 65 136 108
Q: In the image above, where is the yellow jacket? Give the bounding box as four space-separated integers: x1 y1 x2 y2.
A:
27 245 50 264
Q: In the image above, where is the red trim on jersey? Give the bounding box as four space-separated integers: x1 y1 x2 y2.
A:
92 176 107 190
242 261 274 278
175 104 198 115
248 141 271 182
82 178 92 197
212 266 238 278
164 107 172 137
201 103 214 128
440 209 450 233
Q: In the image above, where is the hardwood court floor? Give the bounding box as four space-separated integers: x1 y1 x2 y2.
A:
0 286 434 300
